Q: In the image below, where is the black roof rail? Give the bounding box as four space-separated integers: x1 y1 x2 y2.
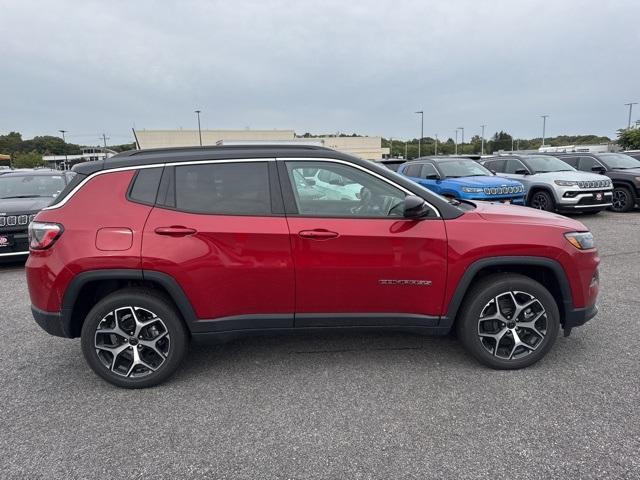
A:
112 144 334 158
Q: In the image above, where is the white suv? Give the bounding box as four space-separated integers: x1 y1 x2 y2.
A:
481 155 613 213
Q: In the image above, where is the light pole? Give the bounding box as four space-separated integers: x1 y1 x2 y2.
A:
434 134 438 155
58 129 68 170
480 124 486 155
625 102 638 129
194 110 203 146
415 111 424 158
389 137 393 159
404 142 408 160
454 129 459 155
541 115 549 147
457 127 464 154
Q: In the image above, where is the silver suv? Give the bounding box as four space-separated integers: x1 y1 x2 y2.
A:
481 155 613 213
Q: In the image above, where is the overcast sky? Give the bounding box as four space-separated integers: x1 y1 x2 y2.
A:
1 0 638 144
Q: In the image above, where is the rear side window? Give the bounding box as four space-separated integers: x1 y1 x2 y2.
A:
174 162 271 215
405 164 423 177
129 167 163 204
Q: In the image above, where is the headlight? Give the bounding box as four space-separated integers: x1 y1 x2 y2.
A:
462 187 484 193
554 180 577 186
565 232 595 250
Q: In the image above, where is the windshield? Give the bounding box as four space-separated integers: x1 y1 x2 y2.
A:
437 159 493 178
524 155 575 173
597 153 640 169
0 174 66 199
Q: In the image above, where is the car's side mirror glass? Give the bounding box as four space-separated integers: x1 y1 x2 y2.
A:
403 195 431 219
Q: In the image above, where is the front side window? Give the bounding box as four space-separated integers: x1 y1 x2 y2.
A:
286 161 406 217
504 159 528 174
173 162 271 215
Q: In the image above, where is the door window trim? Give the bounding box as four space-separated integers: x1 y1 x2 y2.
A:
276 157 441 219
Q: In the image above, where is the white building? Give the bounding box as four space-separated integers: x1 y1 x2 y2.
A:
43 147 117 169
133 129 389 160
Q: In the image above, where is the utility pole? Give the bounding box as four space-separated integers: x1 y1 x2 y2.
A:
541 115 549 147
435 134 438 155
625 102 638 129
194 109 203 146
511 137 514 152
480 124 486 155
100 133 110 160
404 142 407 160
455 129 459 155
415 111 424 158
58 130 68 170
389 137 393 159
457 127 464 154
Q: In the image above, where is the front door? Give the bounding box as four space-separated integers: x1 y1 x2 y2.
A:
280 160 448 327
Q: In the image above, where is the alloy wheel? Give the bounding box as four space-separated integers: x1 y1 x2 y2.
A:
611 189 628 211
477 291 548 360
94 306 170 378
531 193 548 210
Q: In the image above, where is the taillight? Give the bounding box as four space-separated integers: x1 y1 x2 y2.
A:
28 222 64 250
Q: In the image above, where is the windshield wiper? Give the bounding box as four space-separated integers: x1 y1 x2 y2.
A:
1 194 42 199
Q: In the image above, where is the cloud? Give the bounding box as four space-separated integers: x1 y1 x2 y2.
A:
1 0 638 143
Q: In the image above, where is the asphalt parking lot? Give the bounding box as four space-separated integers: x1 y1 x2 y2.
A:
1 210 639 479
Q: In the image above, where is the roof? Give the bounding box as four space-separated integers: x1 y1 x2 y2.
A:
409 156 480 163
0 169 62 177
73 144 357 175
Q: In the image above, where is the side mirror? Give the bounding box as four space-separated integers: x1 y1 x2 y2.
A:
425 173 440 180
490 169 497 174
591 166 606 174
515 169 529 175
403 195 431 219
305 179 316 186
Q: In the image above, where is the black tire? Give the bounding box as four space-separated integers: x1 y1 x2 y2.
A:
610 186 634 213
529 190 555 211
456 273 560 370
81 288 189 388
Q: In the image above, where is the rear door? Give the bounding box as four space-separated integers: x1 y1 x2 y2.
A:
279 159 448 327
142 160 294 330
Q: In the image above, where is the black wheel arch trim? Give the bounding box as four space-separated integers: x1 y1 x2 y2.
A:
442 256 575 329
526 186 556 205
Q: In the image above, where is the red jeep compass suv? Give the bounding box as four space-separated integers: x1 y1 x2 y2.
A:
26 145 600 388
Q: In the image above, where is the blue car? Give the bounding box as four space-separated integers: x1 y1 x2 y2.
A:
397 157 525 203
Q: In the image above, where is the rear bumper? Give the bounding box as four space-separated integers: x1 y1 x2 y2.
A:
31 305 70 338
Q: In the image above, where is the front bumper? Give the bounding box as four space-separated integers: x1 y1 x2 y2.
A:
31 305 70 338
563 303 598 335
0 229 29 259
556 188 613 209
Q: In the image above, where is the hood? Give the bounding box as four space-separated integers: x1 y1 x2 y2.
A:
531 171 609 182
451 176 522 187
0 196 54 214
473 201 587 230
611 167 640 176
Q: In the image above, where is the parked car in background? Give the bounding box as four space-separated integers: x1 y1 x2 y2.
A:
380 159 406 172
481 155 612 213
545 152 640 212
398 157 525 203
0 169 75 259
624 151 640 161
27 145 599 387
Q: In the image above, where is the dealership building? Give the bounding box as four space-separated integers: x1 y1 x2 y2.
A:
133 129 389 160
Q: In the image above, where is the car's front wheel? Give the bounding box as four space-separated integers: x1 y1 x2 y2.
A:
81 288 188 388
456 273 560 369
610 186 634 213
529 190 555 211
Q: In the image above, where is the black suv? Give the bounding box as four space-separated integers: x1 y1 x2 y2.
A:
0 169 75 259
549 152 640 212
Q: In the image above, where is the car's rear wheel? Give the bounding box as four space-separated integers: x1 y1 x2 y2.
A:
610 186 634 213
529 190 555 211
456 273 559 369
81 288 188 388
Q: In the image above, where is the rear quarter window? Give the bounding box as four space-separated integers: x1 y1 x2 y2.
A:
128 167 164 205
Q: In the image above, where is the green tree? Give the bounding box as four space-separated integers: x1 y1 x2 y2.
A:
0 131 23 157
617 128 640 149
13 151 44 168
